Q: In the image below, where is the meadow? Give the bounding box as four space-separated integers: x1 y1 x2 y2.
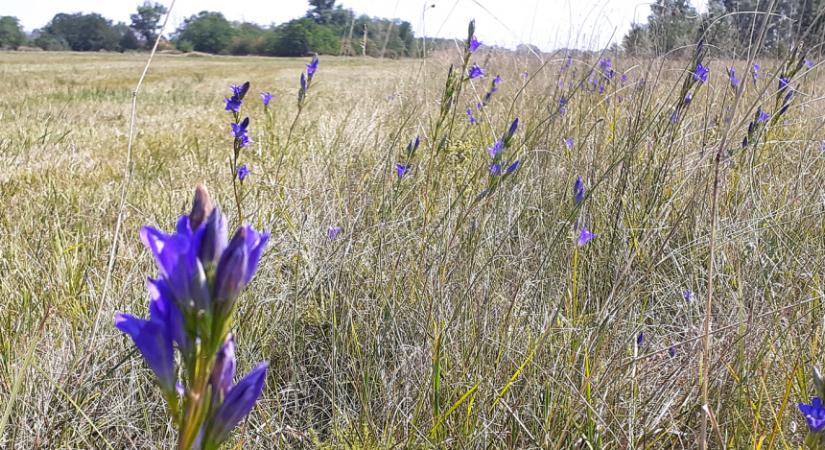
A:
0 47 823 449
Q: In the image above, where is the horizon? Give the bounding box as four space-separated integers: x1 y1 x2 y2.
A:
6 0 709 52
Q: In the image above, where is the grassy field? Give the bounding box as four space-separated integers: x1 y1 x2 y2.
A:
0 49 823 449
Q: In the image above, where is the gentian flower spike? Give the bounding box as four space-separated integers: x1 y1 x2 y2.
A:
577 227 596 247
800 397 825 432
573 176 585 205
468 64 485 80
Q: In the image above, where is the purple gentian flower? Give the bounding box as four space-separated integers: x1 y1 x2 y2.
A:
225 97 242 113
505 160 521 174
805 58 814 69
559 96 568 114
327 226 342 240
488 140 504 158
213 226 269 313
751 63 760 84
300 73 307 93
507 117 519 138
669 345 676 357
564 137 574 149
620 73 628 84
800 397 825 432
203 363 268 446
684 92 693 105
489 163 502 175
224 82 250 113
694 63 709 83
671 111 679 123
466 107 477 125
577 227 596 247
683 289 694 302
728 67 740 88
306 54 319 77
114 310 176 394
260 92 272 106
637 331 645 346
231 117 251 148
468 64 485 79
493 75 502 86
468 35 480 53
757 109 770 123
210 335 236 401
573 176 584 204
779 77 790 92
522 71 529 79
237 164 249 181
562 55 572 71
395 163 410 179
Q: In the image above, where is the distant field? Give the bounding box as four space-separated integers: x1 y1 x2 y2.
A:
0 50 823 448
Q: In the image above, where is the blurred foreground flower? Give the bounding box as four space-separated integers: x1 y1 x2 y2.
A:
116 185 269 450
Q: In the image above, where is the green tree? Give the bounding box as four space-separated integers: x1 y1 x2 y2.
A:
41 13 121 51
647 0 698 56
130 2 168 46
307 0 336 24
119 27 141 51
0 16 25 49
622 22 650 55
175 11 235 54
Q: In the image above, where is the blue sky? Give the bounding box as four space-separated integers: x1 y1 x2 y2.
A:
6 0 708 50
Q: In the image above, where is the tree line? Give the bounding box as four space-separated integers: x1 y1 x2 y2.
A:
623 0 825 57
0 0 443 58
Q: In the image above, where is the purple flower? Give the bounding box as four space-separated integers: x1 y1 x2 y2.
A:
468 64 485 79
683 289 694 302
599 58 612 73
327 226 342 240
114 311 176 394
489 163 502 175
306 54 319 77
231 117 251 148
237 164 249 181
493 75 502 86
300 73 307 93
395 163 410 179
213 226 269 314
488 140 504 158
466 107 477 125
224 82 250 113
669 345 677 357
694 63 709 83
260 92 272 106
805 58 814 69
562 55 572 71
779 77 790 92
751 63 760 84
620 73 628 84
684 92 693 105
728 67 740 88
210 335 236 402
505 160 520 174
559 96 568 114
577 227 596 247
756 109 770 123
507 117 519 139
522 71 529 79
564 137 574 149
203 363 268 446
573 176 585 204
799 397 825 432
636 331 645 346
468 35 480 53
821 141 825 152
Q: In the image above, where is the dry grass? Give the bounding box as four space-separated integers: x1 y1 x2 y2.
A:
0 49 823 449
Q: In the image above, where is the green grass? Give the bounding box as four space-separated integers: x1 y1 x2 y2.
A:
0 49 823 448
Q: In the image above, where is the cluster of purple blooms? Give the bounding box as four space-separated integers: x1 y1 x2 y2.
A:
115 186 269 449
298 54 320 105
487 118 521 178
